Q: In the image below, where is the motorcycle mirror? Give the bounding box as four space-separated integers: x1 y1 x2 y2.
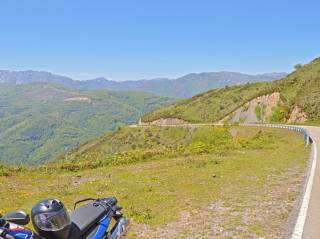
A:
3 210 30 225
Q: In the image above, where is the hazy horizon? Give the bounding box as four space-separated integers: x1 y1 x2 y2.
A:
0 68 288 82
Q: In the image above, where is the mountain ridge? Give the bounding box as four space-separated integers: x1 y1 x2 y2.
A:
0 70 286 98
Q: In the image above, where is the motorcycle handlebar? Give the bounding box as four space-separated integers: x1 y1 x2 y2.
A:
0 227 15 239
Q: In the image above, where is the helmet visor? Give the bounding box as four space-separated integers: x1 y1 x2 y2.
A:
34 208 70 231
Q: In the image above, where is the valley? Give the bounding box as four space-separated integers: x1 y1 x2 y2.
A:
0 83 173 165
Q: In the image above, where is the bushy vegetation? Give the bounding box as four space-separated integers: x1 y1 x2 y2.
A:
0 164 12 177
0 83 174 165
269 103 289 123
254 104 266 122
142 57 320 124
0 164 27 177
274 58 320 121
52 126 232 171
50 125 281 172
43 124 304 177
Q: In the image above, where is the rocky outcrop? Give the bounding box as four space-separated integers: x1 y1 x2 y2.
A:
287 106 307 123
221 92 281 124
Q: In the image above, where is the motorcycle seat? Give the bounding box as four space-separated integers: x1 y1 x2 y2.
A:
69 202 106 238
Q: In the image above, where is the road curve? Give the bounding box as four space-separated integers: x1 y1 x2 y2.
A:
299 126 320 239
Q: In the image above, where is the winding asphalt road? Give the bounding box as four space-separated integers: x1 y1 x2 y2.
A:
299 126 320 239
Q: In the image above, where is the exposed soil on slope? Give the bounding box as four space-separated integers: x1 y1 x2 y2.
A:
288 106 307 124
63 96 92 102
219 92 306 124
222 92 281 124
142 91 309 126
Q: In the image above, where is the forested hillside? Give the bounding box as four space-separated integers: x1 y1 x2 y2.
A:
0 83 173 165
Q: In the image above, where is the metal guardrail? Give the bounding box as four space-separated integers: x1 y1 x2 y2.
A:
255 124 313 146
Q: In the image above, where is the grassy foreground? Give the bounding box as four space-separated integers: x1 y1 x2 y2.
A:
0 126 309 238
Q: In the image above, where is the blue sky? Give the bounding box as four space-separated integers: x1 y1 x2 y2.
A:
0 0 319 81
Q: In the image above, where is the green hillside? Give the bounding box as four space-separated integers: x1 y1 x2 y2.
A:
0 125 309 238
275 58 320 122
142 58 320 124
0 83 173 165
142 82 274 123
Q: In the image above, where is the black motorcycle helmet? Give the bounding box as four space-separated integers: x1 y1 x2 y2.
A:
31 199 71 239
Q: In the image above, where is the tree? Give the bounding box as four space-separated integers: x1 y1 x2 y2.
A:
294 64 302 70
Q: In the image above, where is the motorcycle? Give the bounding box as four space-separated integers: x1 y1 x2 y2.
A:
0 197 129 239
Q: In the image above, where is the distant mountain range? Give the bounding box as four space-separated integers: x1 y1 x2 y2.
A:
0 70 287 98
